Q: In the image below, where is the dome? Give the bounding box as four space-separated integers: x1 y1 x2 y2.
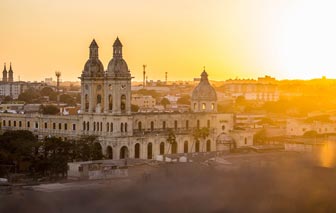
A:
106 37 131 77
81 39 105 78
191 70 217 101
82 58 105 77
107 58 130 77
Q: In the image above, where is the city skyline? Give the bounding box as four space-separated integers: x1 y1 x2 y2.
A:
2 0 336 82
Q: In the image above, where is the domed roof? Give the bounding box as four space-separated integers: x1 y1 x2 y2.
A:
82 59 105 77
107 37 131 77
107 58 130 77
191 70 217 101
81 39 105 78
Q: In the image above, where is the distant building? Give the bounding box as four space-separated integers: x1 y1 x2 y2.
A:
131 94 156 109
0 63 47 99
224 75 279 102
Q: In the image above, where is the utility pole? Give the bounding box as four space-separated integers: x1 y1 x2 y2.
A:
55 71 61 106
165 72 168 85
143 64 146 88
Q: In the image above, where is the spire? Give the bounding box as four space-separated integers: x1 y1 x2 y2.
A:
3 63 7 82
8 62 13 82
113 37 123 59
89 39 99 59
201 67 208 81
113 37 123 47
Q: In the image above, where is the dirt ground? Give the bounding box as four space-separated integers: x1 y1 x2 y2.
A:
1 151 336 213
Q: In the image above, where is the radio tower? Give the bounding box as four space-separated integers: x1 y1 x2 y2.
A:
165 72 168 85
55 71 61 105
143 65 146 88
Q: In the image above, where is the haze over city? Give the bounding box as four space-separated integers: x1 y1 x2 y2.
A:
3 1 336 213
2 0 336 81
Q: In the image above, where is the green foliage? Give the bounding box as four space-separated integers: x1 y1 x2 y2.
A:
177 95 190 105
40 105 60 115
160 98 170 108
18 88 41 103
40 87 57 101
60 94 76 106
166 129 176 145
253 129 267 144
131 104 139 112
193 127 210 141
0 130 103 179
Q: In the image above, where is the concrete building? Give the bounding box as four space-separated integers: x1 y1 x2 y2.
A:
0 38 254 160
224 76 279 102
131 94 156 109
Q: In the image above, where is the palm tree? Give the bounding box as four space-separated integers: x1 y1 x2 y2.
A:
166 129 176 154
192 127 209 152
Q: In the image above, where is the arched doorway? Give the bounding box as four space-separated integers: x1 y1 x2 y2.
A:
134 143 140 158
206 140 211 152
195 140 200 152
184 141 188 153
159 142 165 155
172 142 177 154
120 146 129 159
106 146 113 159
147 143 153 159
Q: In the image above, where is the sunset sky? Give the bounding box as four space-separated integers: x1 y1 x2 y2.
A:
2 0 336 82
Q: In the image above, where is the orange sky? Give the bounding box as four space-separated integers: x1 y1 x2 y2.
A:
2 0 336 82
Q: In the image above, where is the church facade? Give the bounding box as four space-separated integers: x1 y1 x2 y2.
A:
0 38 253 160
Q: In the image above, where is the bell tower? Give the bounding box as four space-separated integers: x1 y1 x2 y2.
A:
105 37 132 115
80 39 105 114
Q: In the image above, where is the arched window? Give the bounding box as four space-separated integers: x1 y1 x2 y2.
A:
86 121 90 131
160 142 165 155
106 146 113 159
120 123 124 132
121 95 126 111
125 123 128 132
110 122 113 132
211 103 215 111
162 121 166 130
135 143 140 158
202 103 206 110
174 120 177 130
147 143 153 159
207 120 210 128
96 122 99 131
109 95 113 110
138 121 142 131
194 103 197 110
83 121 86 131
150 121 154 131
100 122 102 131
106 123 109 132
97 94 102 104
184 141 188 153
93 122 96 131
186 120 189 130
197 120 200 129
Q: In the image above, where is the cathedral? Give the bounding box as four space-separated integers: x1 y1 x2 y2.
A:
0 38 253 160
